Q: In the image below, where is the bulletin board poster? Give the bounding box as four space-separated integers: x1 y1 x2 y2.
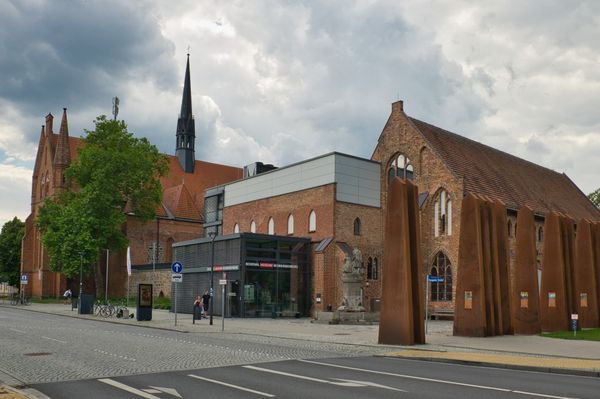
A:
548 291 556 308
139 284 153 307
580 293 588 308
520 291 529 309
464 291 473 310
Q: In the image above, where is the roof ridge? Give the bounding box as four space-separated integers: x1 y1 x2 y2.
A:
408 116 566 179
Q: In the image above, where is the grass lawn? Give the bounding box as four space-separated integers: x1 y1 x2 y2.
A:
541 328 600 341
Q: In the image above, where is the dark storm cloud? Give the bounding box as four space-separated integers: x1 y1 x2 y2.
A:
0 0 177 143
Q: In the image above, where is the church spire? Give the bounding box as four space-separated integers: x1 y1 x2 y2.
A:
175 54 196 173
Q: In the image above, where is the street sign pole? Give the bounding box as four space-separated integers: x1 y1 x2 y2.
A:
425 275 429 334
221 283 225 332
171 262 184 327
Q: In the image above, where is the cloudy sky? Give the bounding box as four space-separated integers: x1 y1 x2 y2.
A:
1 0 599 227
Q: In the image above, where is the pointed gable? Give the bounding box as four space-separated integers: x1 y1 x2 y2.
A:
53 108 71 167
162 183 202 220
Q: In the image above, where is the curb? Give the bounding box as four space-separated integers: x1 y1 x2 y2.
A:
377 353 600 378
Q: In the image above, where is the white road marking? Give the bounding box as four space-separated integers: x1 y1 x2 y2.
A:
142 389 162 394
41 336 67 344
243 365 403 389
188 374 275 397
9 328 26 334
149 386 182 398
298 359 579 399
334 378 407 392
98 379 162 399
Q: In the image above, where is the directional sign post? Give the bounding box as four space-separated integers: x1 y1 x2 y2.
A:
20 274 28 285
171 262 183 326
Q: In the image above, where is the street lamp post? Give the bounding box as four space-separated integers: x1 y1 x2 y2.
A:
208 231 217 326
79 251 84 314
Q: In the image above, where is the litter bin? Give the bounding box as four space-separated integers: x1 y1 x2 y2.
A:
78 294 94 315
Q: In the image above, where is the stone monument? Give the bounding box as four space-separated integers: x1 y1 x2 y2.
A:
338 248 366 312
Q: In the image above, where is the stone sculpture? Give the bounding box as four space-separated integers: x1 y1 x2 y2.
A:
338 248 365 312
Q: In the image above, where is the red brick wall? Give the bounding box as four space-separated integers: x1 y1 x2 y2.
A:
372 101 464 313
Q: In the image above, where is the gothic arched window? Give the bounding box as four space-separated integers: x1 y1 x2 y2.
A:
250 220 256 233
434 189 452 237
233 223 240 233
287 214 294 235
353 218 361 236
430 252 452 301
387 153 414 183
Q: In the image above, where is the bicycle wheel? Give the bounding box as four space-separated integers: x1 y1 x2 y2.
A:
93 302 102 316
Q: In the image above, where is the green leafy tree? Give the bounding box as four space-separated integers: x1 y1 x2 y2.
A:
589 188 600 209
37 116 168 295
0 217 25 286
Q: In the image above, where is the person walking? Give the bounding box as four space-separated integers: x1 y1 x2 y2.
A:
202 289 210 319
63 288 72 305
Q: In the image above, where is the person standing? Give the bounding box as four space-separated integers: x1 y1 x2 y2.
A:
202 289 210 319
193 295 202 323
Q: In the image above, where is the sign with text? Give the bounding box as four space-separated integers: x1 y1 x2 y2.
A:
171 273 183 283
20 274 28 285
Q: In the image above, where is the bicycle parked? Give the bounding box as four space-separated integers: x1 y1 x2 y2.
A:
9 293 30 306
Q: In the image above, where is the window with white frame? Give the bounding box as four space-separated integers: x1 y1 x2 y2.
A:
434 189 452 237
233 223 239 233
268 217 275 235
250 220 256 233
309 210 317 232
287 214 294 235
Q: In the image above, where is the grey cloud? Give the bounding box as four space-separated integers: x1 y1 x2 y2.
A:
0 0 177 145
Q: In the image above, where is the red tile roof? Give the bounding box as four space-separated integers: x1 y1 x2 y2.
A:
64 136 242 221
409 117 600 221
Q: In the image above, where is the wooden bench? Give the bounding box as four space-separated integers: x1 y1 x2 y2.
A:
429 309 454 320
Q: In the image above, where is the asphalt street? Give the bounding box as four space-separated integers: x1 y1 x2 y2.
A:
33 357 600 399
2 307 600 398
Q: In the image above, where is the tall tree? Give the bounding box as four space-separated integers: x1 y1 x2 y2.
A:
37 116 168 295
589 188 600 209
0 217 25 286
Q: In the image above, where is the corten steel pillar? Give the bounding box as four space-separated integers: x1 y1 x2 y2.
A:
561 216 576 318
454 193 487 337
574 219 599 328
492 200 512 335
378 178 424 345
511 206 540 334
539 212 569 332
593 223 600 324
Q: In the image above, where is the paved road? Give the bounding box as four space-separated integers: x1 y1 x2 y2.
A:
33 357 600 399
0 307 391 384
3 307 600 399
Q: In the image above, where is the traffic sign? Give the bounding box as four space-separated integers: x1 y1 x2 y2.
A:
171 262 183 274
219 279 227 285
20 274 28 285
171 273 183 283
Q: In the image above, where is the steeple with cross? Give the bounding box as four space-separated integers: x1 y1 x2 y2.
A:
175 53 196 173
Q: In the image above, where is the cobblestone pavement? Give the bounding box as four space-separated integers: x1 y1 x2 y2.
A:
0 307 396 385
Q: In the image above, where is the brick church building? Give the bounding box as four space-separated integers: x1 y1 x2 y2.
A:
188 100 599 317
20 56 242 298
